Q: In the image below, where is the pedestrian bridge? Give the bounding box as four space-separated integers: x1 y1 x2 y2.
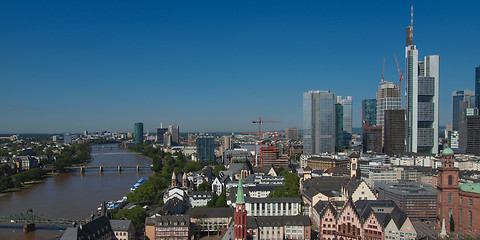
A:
0 209 80 232
65 165 152 173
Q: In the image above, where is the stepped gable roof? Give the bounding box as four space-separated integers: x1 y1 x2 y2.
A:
355 200 408 228
313 201 337 219
337 198 361 221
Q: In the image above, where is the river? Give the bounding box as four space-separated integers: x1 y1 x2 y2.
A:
0 144 153 239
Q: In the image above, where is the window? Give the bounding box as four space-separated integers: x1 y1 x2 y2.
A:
448 175 453 185
449 193 452 204
469 199 473 206
460 210 463 226
460 198 463 205
469 211 472 228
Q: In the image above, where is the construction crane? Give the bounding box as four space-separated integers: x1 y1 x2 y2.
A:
394 54 404 98
251 117 280 166
359 108 368 128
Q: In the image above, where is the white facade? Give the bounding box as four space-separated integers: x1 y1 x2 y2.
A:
376 81 401 128
246 200 301 216
405 44 439 154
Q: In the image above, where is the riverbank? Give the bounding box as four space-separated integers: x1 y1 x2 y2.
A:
0 173 59 197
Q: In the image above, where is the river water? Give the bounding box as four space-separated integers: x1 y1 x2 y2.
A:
0 144 152 239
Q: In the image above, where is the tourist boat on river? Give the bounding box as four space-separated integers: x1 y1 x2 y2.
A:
130 177 147 192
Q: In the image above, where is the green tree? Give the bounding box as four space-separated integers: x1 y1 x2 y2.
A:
198 182 211 191
184 161 202 173
213 165 227 177
206 193 219 207
0 175 13 192
215 191 227 207
113 205 147 231
269 171 300 198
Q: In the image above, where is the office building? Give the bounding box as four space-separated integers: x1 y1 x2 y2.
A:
134 122 143 145
475 66 480 108
168 125 180 146
384 110 406 156
376 182 437 220
405 11 439 154
156 127 168 144
362 99 377 127
453 90 475 131
337 96 353 135
376 81 401 129
196 135 215 162
260 146 289 167
303 90 336 154
362 126 383 154
466 116 480 155
335 103 344 151
222 135 232 151
63 133 72 144
285 127 298 141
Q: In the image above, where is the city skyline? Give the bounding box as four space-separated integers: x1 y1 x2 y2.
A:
1 1 479 133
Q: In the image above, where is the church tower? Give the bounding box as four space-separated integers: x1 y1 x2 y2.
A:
436 148 459 231
234 178 247 240
349 152 360 178
171 171 177 188
182 172 188 188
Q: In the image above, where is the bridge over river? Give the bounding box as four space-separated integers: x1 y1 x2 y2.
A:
65 165 152 173
0 209 81 233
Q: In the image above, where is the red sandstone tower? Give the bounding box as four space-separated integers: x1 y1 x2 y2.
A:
436 148 459 231
234 178 247 240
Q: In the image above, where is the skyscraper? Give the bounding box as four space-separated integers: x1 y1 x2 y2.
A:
335 103 344 151
452 90 475 131
285 128 298 141
337 96 353 135
376 81 401 128
196 135 215 162
134 122 143 145
362 99 377 127
475 66 480 108
384 110 406 156
405 7 439 154
303 90 336 154
168 125 179 146
156 122 168 144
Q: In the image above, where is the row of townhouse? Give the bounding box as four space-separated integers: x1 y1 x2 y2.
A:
312 199 416 240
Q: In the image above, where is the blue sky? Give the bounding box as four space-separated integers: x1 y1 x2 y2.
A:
1 1 479 133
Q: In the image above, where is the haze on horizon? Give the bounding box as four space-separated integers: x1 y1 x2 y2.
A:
1 1 479 134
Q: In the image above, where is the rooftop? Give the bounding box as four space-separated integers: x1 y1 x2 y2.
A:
460 182 480 194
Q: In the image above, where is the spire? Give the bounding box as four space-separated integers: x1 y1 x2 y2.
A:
406 4 414 46
411 4 414 27
235 177 245 204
